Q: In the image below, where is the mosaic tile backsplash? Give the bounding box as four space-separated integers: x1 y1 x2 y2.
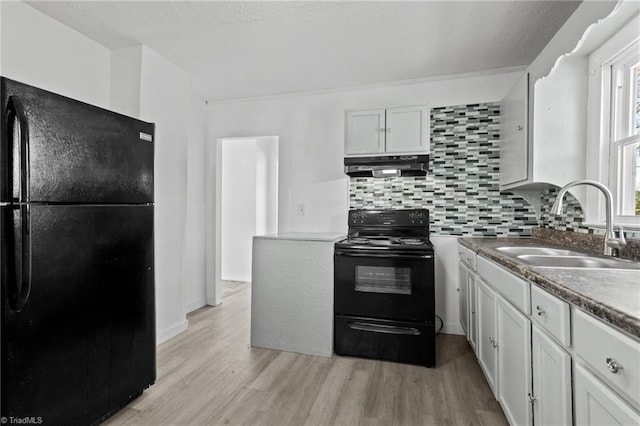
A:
349 103 539 237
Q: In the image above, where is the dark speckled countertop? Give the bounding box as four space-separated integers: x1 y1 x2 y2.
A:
458 237 640 339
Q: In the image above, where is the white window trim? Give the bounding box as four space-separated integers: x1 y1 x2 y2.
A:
585 13 640 229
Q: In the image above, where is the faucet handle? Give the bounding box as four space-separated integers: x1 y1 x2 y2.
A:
607 226 627 250
617 226 626 246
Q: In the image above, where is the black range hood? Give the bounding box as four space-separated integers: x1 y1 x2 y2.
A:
344 155 429 177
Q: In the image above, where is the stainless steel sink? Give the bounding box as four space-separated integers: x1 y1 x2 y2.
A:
496 246 585 257
516 255 640 270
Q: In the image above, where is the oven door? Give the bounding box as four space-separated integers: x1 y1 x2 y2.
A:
334 248 434 322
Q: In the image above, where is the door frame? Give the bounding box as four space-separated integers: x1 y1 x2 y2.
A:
205 136 278 306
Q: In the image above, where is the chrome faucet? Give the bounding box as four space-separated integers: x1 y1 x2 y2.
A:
550 180 626 257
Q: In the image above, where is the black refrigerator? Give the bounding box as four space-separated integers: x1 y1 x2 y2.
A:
1 78 156 425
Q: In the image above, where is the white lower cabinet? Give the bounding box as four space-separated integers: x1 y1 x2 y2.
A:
468 271 477 354
531 325 572 426
496 294 533 426
574 362 640 425
477 278 498 395
458 262 469 335
467 252 640 426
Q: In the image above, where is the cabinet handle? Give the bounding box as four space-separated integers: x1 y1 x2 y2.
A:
606 358 624 374
517 125 523 131
536 305 545 316
527 393 536 403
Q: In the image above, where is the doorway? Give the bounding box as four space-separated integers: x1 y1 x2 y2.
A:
207 136 279 305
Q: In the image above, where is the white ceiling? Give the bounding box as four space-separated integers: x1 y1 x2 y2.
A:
26 1 581 102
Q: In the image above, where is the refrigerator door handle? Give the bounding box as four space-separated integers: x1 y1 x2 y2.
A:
13 204 32 310
8 95 30 202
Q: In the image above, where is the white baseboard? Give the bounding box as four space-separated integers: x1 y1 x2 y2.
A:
440 321 465 336
156 319 189 345
185 297 207 314
221 274 251 283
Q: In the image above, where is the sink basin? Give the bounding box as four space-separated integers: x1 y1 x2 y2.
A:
497 246 585 257
516 255 640 270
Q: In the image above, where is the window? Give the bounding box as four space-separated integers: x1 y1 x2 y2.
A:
587 13 640 228
610 43 640 218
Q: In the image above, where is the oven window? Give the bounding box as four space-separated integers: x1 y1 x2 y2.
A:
355 266 412 295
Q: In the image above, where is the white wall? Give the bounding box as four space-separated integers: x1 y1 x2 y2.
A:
111 46 207 341
183 90 208 313
221 139 258 282
206 71 522 237
137 46 192 344
256 136 279 236
2 3 203 344
0 1 110 108
430 236 464 335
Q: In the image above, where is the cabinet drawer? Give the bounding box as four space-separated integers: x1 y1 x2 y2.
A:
458 244 467 260
476 256 530 314
574 308 640 409
466 248 476 270
531 285 570 347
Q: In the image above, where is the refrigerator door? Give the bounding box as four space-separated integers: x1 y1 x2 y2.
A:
1 204 155 425
1 77 154 204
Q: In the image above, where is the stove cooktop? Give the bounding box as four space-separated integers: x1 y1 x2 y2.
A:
335 235 433 252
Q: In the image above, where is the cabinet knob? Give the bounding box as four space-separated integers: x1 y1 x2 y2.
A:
606 357 623 374
527 393 536 403
517 125 523 131
536 305 545 316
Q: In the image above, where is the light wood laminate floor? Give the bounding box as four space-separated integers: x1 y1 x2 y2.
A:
105 281 507 425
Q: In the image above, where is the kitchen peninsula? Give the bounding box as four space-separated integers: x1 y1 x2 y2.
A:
251 233 344 357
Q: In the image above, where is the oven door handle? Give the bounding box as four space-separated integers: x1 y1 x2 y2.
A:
335 251 432 260
348 322 422 336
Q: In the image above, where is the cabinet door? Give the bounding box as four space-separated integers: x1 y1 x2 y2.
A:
496 294 532 426
385 106 428 154
500 72 529 186
531 325 572 426
468 272 477 353
575 363 640 425
477 279 498 396
458 263 468 336
345 109 386 155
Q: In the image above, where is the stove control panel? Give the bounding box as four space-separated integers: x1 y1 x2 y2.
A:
348 209 429 227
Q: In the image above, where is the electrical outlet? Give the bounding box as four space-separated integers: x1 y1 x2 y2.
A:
297 204 305 216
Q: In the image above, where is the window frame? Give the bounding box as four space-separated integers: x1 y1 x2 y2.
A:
585 14 640 228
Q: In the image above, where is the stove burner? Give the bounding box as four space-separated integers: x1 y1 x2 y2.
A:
400 238 425 246
348 237 370 244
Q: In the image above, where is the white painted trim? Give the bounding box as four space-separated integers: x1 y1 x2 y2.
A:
157 319 189 345
205 66 527 105
441 322 465 336
204 139 221 307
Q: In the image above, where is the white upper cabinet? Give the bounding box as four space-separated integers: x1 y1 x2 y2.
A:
385 106 428 153
345 105 428 156
498 1 629 191
500 73 529 187
345 109 386 155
